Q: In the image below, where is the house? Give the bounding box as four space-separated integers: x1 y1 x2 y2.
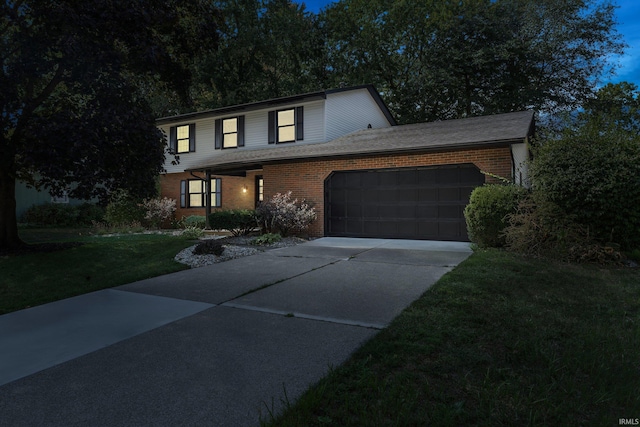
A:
157 85 534 241
15 180 86 219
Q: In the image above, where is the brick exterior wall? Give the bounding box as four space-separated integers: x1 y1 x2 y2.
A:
160 171 261 220
263 146 513 237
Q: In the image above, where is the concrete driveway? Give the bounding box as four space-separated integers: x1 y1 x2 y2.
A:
0 237 472 426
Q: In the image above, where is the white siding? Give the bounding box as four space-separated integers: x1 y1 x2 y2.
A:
324 89 392 141
161 100 326 172
299 100 324 144
160 90 391 173
511 142 530 187
161 117 215 174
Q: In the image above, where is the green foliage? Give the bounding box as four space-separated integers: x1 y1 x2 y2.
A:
192 0 324 110
256 191 317 237
180 226 205 240
504 195 622 264
253 233 282 245
104 190 145 226
1 0 218 249
579 82 640 135
531 127 640 250
321 0 623 123
181 215 207 229
208 210 257 237
464 184 527 248
193 239 225 256
20 203 104 227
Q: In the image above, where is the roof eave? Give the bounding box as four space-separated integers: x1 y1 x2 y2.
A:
186 137 526 173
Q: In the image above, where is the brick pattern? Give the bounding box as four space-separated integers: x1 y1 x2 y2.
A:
263 147 513 237
160 171 260 220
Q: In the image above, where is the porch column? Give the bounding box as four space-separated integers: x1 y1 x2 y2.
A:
205 169 212 229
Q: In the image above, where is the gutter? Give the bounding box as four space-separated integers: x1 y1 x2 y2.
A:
185 137 526 173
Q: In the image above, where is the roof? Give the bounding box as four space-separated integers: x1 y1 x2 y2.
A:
187 110 535 174
156 84 396 126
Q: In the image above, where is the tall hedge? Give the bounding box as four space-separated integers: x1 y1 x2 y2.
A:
464 184 528 248
531 129 640 250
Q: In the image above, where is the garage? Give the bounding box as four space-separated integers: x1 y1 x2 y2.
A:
324 164 484 241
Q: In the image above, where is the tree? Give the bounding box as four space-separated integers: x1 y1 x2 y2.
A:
579 82 640 134
0 0 217 249
320 0 625 124
191 0 326 109
531 82 640 251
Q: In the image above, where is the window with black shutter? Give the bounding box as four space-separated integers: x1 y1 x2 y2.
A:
268 106 303 144
170 124 195 154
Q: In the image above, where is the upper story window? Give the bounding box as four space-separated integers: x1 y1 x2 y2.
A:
169 123 195 154
268 106 303 144
277 109 295 142
215 116 245 149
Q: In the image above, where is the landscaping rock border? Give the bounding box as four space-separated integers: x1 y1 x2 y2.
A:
174 235 309 268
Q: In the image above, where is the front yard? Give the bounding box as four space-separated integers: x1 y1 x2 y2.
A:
0 229 194 315
264 250 640 426
2 230 639 424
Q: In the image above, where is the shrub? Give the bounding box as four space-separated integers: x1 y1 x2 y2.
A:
182 215 206 229
531 128 640 250
253 233 282 245
181 226 204 239
142 197 176 228
104 189 145 226
20 203 104 227
91 220 145 235
208 209 256 236
193 239 225 256
464 184 528 248
504 195 622 264
256 191 317 237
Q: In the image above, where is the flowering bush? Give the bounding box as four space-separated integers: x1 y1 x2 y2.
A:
256 191 317 236
143 197 176 228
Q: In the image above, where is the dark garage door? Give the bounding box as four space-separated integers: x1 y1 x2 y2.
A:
325 164 484 241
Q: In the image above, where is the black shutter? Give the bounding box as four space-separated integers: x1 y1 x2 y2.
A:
214 119 222 149
189 123 196 152
238 115 245 147
169 126 177 153
180 180 186 208
268 111 275 144
296 106 304 141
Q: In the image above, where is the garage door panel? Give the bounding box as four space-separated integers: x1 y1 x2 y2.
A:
326 164 484 241
437 168 459 184
439 221 463 239
397 188 417 201
346 173 362 187
347 203 362 217
331 203 346 217
438 187 461 201
417 205 438 219
438 205 461 219
346 219 363 234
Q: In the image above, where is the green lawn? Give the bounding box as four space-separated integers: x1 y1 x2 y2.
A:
0 229 194 314
264 250 640 426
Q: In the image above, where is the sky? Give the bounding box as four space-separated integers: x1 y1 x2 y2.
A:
296 0 640 88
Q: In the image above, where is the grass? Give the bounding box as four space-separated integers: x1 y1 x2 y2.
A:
263 249 640 426
0 228 194 314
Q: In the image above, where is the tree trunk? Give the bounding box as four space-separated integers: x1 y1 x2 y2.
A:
0 168 24 250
